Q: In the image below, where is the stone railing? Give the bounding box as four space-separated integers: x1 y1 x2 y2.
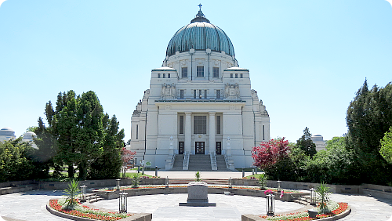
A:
210 152 217 170
183 151 189 170
165 153 175 170
224 154 235 170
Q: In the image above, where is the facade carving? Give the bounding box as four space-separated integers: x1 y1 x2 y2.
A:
161 83 176 100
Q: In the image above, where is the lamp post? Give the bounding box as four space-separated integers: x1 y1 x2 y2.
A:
229 177 232 188
310 188 316 205
277 180 282 193
165 176 169 188
116 179 121 191
119 192 128 213
266 194 275 216
80 185 87 202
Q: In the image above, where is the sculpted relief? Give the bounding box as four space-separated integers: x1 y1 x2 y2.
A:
224 83 240 100
161 83 176 100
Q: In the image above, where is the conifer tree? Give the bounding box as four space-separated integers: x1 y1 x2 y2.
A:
346 80 392 184
296 127 317 157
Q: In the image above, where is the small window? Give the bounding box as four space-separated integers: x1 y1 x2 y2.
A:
216 90 220 99
182 67 188 78
163 73 166 78
194 90 197 99
179 116 184 134
197 66 204 77
136 124 139 140
230 73 233 78
213 67 219 78
158 73 161 78
168 73 170 78
235 73 238 78
216 116 221 134
240 74 243 78
204 90 207 99
199 90 202 99
180 90 184 99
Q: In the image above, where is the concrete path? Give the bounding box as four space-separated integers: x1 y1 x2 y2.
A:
0 190 67 221
93 193 303 221
1 170 392 221
329 193 392 221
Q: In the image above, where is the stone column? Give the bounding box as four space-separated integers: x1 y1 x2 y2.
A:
209 112 216 154
185 112 192 154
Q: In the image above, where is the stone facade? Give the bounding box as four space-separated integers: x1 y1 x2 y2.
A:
129 8 270 169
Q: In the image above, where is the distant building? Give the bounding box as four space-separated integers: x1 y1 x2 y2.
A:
311 134 326 151
0 127 16 142
22 131 38 149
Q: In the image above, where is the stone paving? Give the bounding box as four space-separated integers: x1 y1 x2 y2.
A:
0 171 392 221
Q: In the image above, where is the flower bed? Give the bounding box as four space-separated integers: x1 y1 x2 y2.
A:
48 199 133 220
259 202 349 221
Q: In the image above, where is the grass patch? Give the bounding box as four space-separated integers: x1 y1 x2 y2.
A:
124 172 159 179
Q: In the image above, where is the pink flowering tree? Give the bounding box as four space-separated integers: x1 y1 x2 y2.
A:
121 147 136 177
252 138 291 171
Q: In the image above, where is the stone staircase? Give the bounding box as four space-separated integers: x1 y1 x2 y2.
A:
171 154 184 170
216 155 230 171
188 155 212 171
171 154 230 171
294 195 310 205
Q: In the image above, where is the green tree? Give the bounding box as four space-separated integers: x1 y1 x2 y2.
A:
304 137 359 184
346 80 392 184
38 90 124 180
51 91 79 178
89 114 124 179
73 91 105 180
380 127 392 164
264 145 308 181
0 138 37 182
296 127 317 157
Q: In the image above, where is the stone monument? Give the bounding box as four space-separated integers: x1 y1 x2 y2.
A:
179 182 216 207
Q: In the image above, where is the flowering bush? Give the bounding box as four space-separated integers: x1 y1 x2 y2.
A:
49 199 133 220
264 189 273 195
252 138 290 170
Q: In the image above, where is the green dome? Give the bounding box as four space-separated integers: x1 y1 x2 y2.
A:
166 9 235 57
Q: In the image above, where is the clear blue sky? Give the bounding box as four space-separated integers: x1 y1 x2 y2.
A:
1 0 391 143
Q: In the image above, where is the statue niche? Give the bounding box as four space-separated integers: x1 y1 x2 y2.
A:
161 83 176 100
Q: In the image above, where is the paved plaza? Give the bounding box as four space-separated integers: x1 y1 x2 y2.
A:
0 171 391 221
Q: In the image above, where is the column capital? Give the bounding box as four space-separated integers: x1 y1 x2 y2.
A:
185 111 192 115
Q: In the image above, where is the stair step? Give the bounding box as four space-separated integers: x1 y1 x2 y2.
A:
171 154 230 171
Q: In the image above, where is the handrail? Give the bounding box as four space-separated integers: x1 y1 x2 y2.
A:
210 152 217 170
183 151 189 170
224 154 235 171
165 153 175 170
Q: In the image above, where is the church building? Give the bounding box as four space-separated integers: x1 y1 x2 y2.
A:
129 6 270 170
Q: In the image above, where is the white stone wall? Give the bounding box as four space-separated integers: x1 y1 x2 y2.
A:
130 50 270 169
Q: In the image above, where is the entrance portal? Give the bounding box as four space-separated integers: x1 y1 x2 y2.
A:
216 142 221 155
195 142 205 154
179 142 184 154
